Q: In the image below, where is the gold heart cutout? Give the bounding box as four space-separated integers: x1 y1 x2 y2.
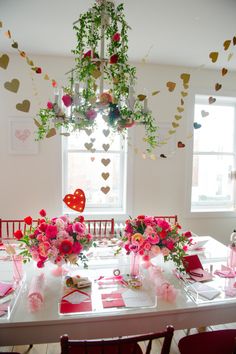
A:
102 144 110 152
152 91 160 96
84 142 93 150
137 94 147 101
46 127 57 138
209 52 219 63
0 21 2 28
175 115 182 120
101 158 111 167
215 83 222 91
11 41 18 49
26 57 34 66
181 91 188 97
222 68 228 76
101 186 110 194
180 73 190 84
172 122 179 128
166 81 176 92
177 106 184 113
209 96 216 104
4 78 20 93
180 98 184 106
44 74 49 80
233 36 236 46
92 68 102 79
103 129 110 137
0 54 9 70
34 118 42 128
85 129 93 136
16 99 30 112
223 40 231 51
102 172 110 180
168 129 176 135
183 83 189 89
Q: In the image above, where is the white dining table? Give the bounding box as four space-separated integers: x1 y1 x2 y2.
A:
0 236 235 346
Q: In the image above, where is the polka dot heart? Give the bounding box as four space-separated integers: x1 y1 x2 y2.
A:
63 189 86 212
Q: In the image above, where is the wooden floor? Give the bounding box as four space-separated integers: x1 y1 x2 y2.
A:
0 322 236 354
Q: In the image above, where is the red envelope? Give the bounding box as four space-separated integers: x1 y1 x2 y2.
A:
102 293 125 308
182 255 203 273
60 289 92 314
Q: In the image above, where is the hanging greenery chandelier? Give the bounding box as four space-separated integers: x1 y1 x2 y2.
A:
35 0 158 152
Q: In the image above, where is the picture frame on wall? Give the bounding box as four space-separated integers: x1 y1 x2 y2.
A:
8 117 39 155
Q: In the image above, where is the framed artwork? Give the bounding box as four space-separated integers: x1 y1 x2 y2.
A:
8 117 39 154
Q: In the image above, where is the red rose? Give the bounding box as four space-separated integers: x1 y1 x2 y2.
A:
14 229 23 240
78 215 84 222
39 222 47 233
84 50 92 58
137 215 145 220
24 216 32 225
47 102 53 110
110 54 119 64
36 67 42 74
37 260 45 268
112 32 120 42
29 234 36 239
183 231 192 238
39 209 46 217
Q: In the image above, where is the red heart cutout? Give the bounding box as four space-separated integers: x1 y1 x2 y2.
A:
63 189 86 212
177 141 185 148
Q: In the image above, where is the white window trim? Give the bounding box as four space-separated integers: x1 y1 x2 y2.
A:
184 87 236 219
61 130 134 223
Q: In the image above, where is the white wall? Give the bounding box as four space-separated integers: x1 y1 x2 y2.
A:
0 53 236 244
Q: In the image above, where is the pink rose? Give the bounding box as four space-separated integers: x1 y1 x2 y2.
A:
73 222 86 235
62 94 72 107
37 260 45 268
156 219 170 231
183 231 192 238
86 109 97 120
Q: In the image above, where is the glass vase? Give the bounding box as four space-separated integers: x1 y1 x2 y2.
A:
130 252 140 278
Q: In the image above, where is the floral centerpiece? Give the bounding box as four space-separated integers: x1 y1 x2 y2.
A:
13 209 94 268
117 215 192 272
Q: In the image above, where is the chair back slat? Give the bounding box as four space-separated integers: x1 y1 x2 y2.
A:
154 215 178 225
84 219 115 240
0 219 39 242
60 325 174 354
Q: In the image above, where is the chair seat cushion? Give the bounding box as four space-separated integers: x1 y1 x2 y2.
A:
69 342 143 354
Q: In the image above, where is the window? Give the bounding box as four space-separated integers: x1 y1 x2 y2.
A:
62 116 129 217
190 94 236 213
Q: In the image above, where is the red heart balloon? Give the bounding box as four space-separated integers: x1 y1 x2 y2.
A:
63 189 86 212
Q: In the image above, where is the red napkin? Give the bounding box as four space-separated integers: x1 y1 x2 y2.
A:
60 289 92 314
102 293 125 308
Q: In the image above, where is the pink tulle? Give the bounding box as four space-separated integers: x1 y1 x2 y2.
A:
28 273 45 312
156 282 178 302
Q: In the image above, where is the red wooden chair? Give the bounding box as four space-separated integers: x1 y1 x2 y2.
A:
154 215 178 225
178 329 236 354
60 325 174 354
0 219 39 242
85 218 115 240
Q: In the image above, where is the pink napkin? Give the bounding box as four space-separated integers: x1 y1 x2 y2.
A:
28 273 45 312
0 281 13 297
214 265 235 278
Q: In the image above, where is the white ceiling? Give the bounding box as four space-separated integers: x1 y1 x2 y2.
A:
0 0 236 70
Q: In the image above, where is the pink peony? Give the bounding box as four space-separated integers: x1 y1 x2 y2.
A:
156 219 170 231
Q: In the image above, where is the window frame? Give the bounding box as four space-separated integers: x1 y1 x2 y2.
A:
185 89 236 218
61 129 133 221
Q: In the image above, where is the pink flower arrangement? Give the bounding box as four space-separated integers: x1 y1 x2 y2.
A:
14 211 93 268
118 215 192 271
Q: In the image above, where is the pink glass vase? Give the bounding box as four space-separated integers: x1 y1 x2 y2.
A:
130 252 140 278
